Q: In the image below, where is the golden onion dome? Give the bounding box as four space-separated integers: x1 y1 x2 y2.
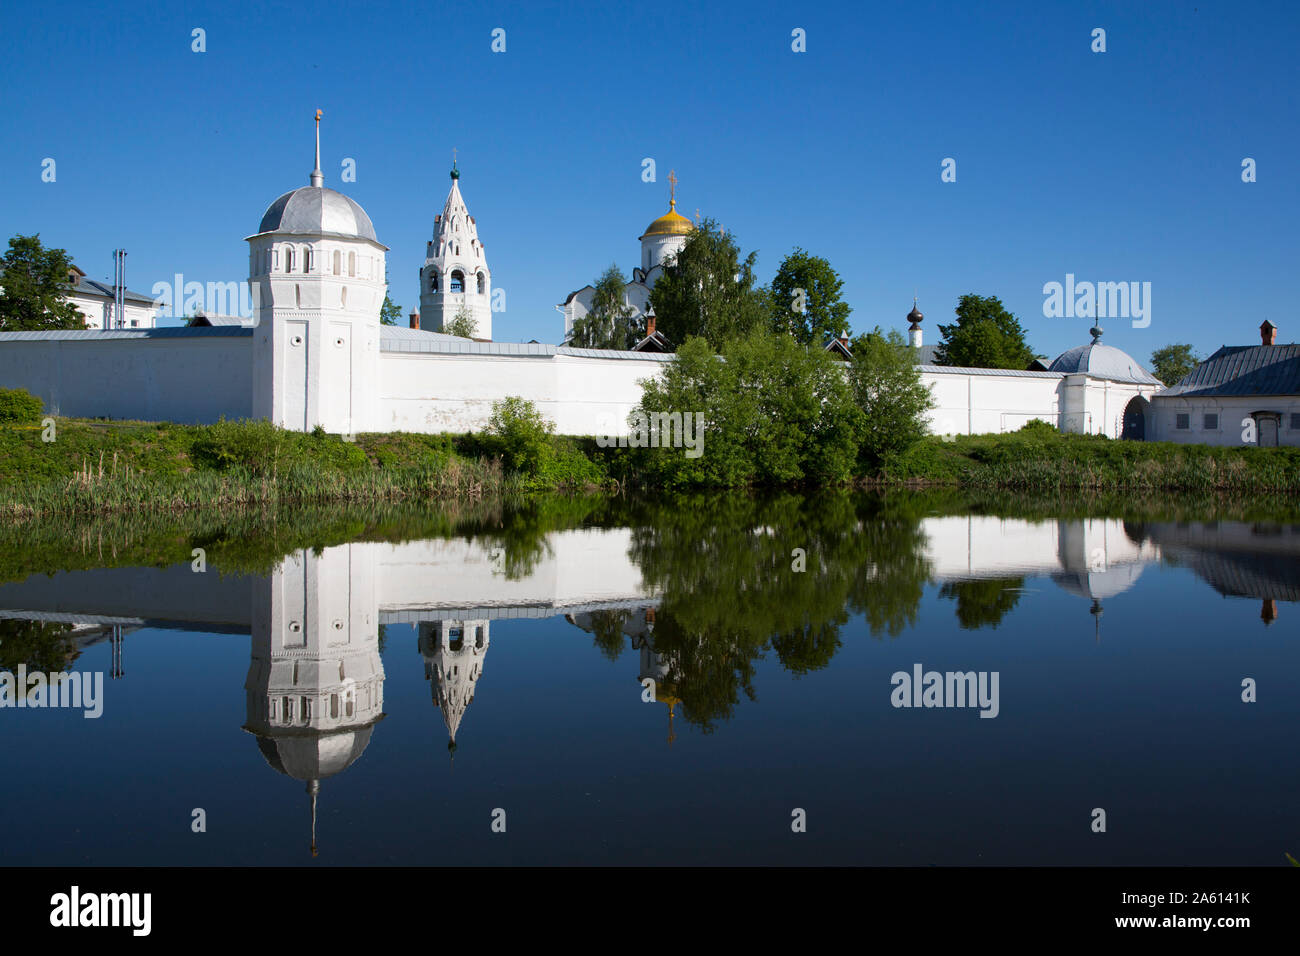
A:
640 200 693 239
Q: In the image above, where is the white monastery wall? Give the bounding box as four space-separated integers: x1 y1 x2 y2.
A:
919 368 1064 436
0 333 252 423
377 350 666 435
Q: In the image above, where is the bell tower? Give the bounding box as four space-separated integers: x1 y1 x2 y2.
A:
419 155 492 340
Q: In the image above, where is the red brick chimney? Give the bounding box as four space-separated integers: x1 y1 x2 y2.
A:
409 311 420 330
647 314 656 336
1261 320 1276 345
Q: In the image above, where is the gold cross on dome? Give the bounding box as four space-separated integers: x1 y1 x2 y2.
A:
668 169 677 204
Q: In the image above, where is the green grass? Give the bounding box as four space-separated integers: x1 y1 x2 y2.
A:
0 417 613 520
1 416 1297 521
881 428 1300 494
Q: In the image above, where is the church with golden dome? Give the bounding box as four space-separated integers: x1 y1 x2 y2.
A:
559 171 693 348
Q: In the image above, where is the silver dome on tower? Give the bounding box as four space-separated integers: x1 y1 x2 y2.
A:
250 110 380 244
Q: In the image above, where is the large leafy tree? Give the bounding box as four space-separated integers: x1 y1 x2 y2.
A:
934 294 1035 369
768 247 852 345
1149 343 1200 386
568 265 638 349
647 218 767 350
634 330 859 488
0 234 85 331
847 327 936 469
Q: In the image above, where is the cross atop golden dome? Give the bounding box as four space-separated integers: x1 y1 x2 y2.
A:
640 168 694 239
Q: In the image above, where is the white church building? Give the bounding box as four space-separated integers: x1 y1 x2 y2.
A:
2 119 1280 445
559 170 693 346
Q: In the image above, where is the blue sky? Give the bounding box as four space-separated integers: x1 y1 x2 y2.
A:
1 0 1296 362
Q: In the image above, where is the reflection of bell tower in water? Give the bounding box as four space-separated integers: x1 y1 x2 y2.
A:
419 620 490 761
244 545 385 856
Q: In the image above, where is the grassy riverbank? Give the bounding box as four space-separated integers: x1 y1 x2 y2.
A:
0 416 1297 519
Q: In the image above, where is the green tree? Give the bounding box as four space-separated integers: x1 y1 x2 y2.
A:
634 330 860 488
934 294 1036 369
380 293 402 326
847 327 936 469
445 304 478 339
568 265 638 349
768 247 852 345
0 235 85 331
1149 343 1200 386
647 218 767 350
484 396 553 475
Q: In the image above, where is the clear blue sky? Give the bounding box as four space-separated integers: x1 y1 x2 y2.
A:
2 0 1296 361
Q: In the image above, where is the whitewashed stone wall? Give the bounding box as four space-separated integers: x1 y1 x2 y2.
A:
0 332 252 423
377 349 669 435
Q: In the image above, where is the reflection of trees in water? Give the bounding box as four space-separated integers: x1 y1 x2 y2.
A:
937 577 1026 630
586 609 631 662
627 492 933 731
0 618 80 674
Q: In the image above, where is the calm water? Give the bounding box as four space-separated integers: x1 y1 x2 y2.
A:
1 494 1297 866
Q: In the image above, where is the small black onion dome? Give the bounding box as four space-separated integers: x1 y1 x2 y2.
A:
907 299 923 325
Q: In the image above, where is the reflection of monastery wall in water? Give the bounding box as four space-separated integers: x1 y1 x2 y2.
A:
3 517 1297 852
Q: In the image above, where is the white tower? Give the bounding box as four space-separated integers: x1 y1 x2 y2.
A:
419 159 492 340
249 111 388 433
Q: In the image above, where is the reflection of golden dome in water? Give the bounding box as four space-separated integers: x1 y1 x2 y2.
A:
642 678 681 745
640 200 693 239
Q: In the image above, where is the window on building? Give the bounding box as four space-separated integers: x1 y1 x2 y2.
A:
1203 413 1219 430
333 250 341 275
301 697 311 722
429 270 439 293
348 251 356 277
450 270 464 293
272 249 279 271
304 248 313 273
1290 413 1300 430
477 272 486 294
1175 413 1190 430
282 696 292 722
330 694 339 719
285 247 294 272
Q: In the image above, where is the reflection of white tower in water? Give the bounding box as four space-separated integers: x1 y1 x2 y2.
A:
419 620 490 762
244 544 385 857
